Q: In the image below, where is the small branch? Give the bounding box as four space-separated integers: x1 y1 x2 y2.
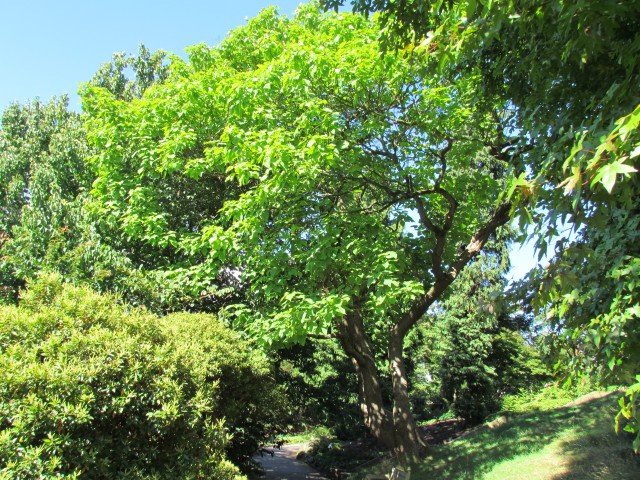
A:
434 139 452 189
437 185 458 233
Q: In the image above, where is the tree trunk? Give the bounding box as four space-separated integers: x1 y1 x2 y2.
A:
388 331 426 464
333 204 512 463
337 309 425 465
337 311 395 449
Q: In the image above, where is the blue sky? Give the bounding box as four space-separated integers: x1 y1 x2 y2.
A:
508 236 540 282
0 0 304 112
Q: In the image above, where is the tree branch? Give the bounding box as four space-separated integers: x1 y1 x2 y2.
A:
392 201 512 340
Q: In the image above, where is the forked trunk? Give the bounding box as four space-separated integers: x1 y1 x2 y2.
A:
337 311 425 465
333 204 512 464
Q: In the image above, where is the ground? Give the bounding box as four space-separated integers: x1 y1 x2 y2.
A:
252 392 640 479
252 443 329 480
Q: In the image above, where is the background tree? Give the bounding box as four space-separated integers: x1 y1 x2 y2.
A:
0 46 194 312
88 44 170 102
437 244 548 424
83 5 517 463
275 340 367 440
0 97 91 303
406 239 549 424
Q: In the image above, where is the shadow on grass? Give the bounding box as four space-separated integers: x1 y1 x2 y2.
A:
548 395 639 480
412 392 640 480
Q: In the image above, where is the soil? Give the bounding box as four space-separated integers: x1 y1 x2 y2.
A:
418 419 467 444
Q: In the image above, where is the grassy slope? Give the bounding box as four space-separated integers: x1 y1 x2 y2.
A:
411 391 640 480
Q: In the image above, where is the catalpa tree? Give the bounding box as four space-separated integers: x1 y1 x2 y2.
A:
83 4 516 462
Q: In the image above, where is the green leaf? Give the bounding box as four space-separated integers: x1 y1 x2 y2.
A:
592 160 638 193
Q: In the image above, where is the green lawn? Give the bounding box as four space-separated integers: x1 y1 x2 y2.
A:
411 391 639 479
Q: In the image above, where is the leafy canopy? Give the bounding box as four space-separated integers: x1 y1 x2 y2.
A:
83 4 509 348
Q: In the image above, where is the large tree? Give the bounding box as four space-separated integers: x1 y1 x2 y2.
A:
0 97 91 303
82 5 515 462
0 46 187 311
322 0 640 448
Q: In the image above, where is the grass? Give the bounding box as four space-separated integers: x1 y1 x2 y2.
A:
284 425 333 445
498 385 579 414
409 391 640 479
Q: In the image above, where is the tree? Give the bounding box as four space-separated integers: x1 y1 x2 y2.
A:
0 97 91 303
437 241 509 423
88 44 170 102
322 0 640 449
0 47 189 312
82 5 515 463
406 238 549 424
439 247 550 423
275 340 366 439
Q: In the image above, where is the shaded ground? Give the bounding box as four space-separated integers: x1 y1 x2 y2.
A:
253 392 639 479
419 419 466 445
303 391 638 479
252 444 329 480
413 391 640 479
269 423 466 478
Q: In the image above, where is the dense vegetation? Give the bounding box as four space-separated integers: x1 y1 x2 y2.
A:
0 0 638 475
0 274 283 478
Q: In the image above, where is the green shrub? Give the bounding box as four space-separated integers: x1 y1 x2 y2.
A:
303 437 382 474
0 273 281 478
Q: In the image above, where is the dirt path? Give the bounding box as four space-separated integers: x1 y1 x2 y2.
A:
252 443 329 480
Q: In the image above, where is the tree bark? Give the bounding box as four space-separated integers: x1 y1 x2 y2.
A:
388 332 426 464
337 310 395 449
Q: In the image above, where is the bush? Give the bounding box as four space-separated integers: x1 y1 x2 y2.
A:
303 437 382 475
0 273 282 478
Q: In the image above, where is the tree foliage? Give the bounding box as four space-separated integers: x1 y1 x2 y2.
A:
82 4 514 462
407 240 549 424
275 340 366 440
0 97 91 303
0 47 197 312
88 44 170 102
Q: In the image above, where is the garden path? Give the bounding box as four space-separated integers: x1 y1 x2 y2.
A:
252 443 328 480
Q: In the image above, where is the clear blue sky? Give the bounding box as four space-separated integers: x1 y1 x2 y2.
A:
508 237 540 283
0 0 304 112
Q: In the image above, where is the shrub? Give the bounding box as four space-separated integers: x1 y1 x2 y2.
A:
0 273 281 478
